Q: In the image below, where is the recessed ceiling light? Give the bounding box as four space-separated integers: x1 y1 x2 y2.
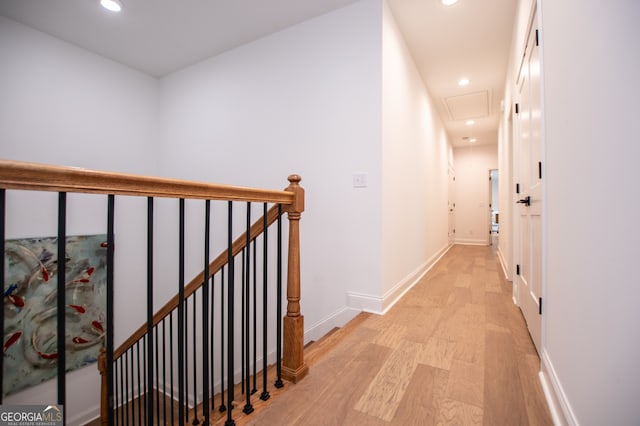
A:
470 138 477 142
442 0 459 6
100 0 123 12
466 120 475 125
458 78 470 86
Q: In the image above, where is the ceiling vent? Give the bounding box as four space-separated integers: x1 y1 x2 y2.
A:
443 90 491 121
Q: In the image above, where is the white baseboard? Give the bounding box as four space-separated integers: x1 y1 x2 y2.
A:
496 246 510 281
304 305 361 343
455 238 490 246
540 349 578 426
347 244 450 315
69 406 100 426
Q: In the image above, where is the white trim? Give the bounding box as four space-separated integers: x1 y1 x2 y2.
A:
540 349 579 426
304 305 361 344
347 244 450 315
68 406 100 426
347 290 383 314
496 246 511 281
454 238 490 246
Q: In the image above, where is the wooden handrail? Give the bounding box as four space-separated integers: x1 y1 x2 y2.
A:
113 203 282 359
0 160 308 422
0 160 294 204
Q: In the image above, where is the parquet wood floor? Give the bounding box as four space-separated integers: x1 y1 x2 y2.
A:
240 244 553 425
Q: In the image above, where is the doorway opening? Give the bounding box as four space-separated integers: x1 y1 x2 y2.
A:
490 169 499 246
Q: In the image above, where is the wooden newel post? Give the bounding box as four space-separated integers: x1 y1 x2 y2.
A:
282 174 309 383
98 347 108 425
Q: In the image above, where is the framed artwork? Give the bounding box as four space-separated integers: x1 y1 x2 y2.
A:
3 234 107 396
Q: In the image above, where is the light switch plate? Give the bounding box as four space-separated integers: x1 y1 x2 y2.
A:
353 173 367 188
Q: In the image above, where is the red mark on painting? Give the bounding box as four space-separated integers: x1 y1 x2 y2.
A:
69 304 86 314
92 321 105 334
7 294 25 308
38 351 58 360
3 331 22 352
100 242 108 248
86 266 95 276
41 267 50 282
72 337 89 344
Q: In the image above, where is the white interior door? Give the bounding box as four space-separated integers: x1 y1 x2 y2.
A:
515 17 543 354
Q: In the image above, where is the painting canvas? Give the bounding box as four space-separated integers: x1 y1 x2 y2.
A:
3 235 107 396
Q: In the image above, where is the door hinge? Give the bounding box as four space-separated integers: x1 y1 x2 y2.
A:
515 103 520 114
535 29 539 47
539 297 543 314
516 264 521 275
538 161 542 179
516 183 520 194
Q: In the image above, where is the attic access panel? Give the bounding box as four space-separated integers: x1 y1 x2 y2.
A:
444 90 491 121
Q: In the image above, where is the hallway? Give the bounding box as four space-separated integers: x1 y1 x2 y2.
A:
243 245 552 425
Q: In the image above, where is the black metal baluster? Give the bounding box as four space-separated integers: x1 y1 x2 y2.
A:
178 198 186 426
107 195 115 426
260 203 270 401
243 203 254 415
131 352 136 426
155 326 160 423
0 189 4 403
142 337 147 426
219 266 226 413
210 272 215 409
113 360 117 426
129 350 135 425
185 295 189 424
57 192 66 421
192 293 200 425
124 351 129 426
136 342 142 424
162 319 167 424
170 312 175 425
202 200 211 425
147 197 155 425
190 292 200 426
275 204 284 388
241 247 245 396
225 201 234 426
113 359 117 426
119 357 124 425
252 237 257 395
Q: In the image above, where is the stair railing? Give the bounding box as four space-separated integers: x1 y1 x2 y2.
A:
0 160 308 426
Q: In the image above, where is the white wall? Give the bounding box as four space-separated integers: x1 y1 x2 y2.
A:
158 0 383 339
0 16 159 425
452 144 497 245
379 1 451 310
0 17 159 174
1 0 455 421
539 0 640 424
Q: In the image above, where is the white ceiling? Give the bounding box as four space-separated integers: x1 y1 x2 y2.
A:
0 0 517 148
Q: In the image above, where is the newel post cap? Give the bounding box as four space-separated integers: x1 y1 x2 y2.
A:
286 174 304 213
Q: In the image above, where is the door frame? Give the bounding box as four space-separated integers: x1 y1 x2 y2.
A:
512 1 546 354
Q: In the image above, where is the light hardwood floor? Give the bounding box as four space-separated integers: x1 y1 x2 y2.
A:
238 244 553 425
